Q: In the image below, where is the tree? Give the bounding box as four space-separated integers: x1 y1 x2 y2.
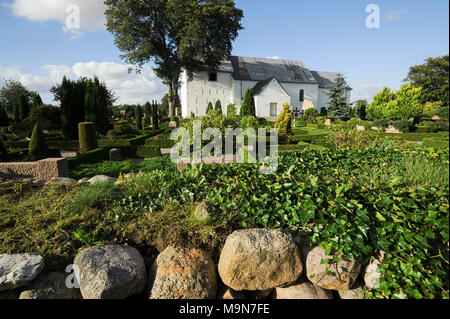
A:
227 104 236 116
144 102 152 118
327 73 351 121
104 0 243 118
240 88 256 117
206 102 214 114
274 103 293 144
0 80 35 121
405 55 449 110
367 87 396 120
0 103 9 126
215 100 223 115
84 77 111 134
135 105 143 130
32 93 43 111
18 94 30 121
384 84 423 120
152 101 159 130
353 99 368 120
28 122 49 160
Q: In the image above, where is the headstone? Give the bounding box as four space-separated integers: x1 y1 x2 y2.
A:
356 125 366 131
109 148 124 162
385 125 402 134
60 151 77 159
169 121 177 128
325 119 332 126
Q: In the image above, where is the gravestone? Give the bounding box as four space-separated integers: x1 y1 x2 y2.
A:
169 121 177 128
109 148 124 161
356 125 365 131
325 119 332 126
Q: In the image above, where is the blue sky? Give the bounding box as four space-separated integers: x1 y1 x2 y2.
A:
0 0 448 105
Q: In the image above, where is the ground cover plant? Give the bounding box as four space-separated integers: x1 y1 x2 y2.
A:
1 142 448 299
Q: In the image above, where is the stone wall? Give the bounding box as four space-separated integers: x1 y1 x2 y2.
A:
0 158 69 182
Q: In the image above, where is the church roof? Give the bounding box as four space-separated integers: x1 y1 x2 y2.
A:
252 78 289 96
228 56 318 84
311 71 353 90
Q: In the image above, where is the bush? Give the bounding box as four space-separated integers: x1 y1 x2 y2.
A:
422 138 449 149
304 108 319 120
373 118 390 129
227 104 236 116
78 122 98 153
170 116 180 126
67 148 110 169
420 121 438 133
215 100 222 115
0 137 8 160
107 130 118 140
135 106 143 130
206 102 214 114
274 103 293 144
393 120 412 132
316 116 326 124
240 116 260 130
240 88 256 117
415 126 431 134
28 122 50 160
114 123 136 135
320 107 328 116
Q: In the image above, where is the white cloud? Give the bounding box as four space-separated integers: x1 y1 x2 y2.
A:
8 0 106 37
350 82 383 103
386 10 406 21
0 62 167 105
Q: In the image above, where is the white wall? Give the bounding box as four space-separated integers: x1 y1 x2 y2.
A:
280 82 319 112
254 80 291 117
180 70 234 117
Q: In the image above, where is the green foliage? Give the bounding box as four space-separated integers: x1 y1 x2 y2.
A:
0 79 35 121
392 120 412 132
58 77 87 140
304 108 319 120
0 103 9 126
274 103 293 144
385 84 423 120
227 104 236 116
215 100 223 115
405 55 449 110
423 101 443 117
144 102 152 118
240 88 256 117
78 122 98 153
84 77 111 134
0 137 8 160
67 148 110 169
373 118 390 129
135 105 143 130
28 122 49 160
32 94 43 111
18 94 30 122
206 102 214 114
367 87 396 120
152 102 160 130
104 0 243 117
422 138 449 149
327 73 351 120
353 99 368 120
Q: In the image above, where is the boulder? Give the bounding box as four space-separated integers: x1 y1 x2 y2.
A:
45 177 78 185
218 229 303 291
218 287 245 300
0 253 44 291
194 201 214 221
74 245 147 299
306 246 361 291
274 279 333 299
88 175 117 184
19 272 82 299
385 125 402 134
364 251 385 289
109 148 124 162
78 178 90 184
148 246 217 299
338 282 366 299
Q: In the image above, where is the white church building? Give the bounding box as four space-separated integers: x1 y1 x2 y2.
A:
180 56 352 118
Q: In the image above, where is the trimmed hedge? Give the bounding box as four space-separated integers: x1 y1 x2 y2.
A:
78 122 98 153
67 148 110 169
292 134 328 143
416 126 432 134
422 138 449 149
121 145 162 159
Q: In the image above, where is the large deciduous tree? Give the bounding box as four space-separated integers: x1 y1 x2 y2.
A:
104 0 244 118
405 55 449 112
0 80 35 121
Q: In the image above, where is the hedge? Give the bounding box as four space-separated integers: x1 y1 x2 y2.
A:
292 134 328 143
67 148 110 169
306 123 328 130
121 146 162 159
422 138 449 149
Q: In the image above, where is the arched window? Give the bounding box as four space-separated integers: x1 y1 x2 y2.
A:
299 89 305 102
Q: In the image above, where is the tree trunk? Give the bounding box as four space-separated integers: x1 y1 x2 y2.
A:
168 83 175 118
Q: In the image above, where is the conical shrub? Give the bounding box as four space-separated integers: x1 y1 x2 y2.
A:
0 137 8 160
78 122 98 153
28 122 49 160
